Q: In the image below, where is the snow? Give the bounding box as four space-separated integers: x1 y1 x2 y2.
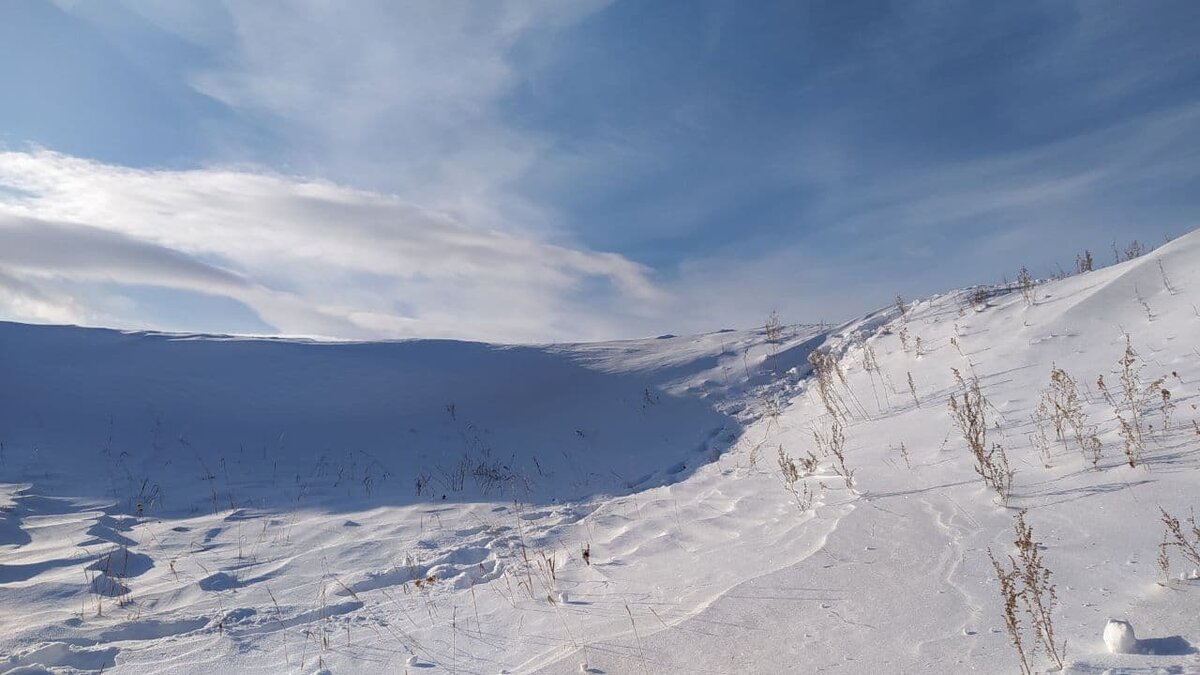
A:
2 230 1200 673
1104 619 1137 654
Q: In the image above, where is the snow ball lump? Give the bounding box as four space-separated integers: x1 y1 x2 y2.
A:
1103 618 1137 654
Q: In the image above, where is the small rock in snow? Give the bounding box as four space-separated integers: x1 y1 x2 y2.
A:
1103 618 1137 654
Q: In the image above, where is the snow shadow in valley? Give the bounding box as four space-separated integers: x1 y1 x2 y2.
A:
0 322 742 516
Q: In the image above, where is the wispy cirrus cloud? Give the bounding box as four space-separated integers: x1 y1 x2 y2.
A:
0 150 664 342
0 0 660 341
2 1 1198 340
142 0 611 233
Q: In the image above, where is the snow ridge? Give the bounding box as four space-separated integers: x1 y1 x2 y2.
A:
4 231 1200 673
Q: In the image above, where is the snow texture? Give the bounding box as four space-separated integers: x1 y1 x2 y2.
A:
2 230 1200 673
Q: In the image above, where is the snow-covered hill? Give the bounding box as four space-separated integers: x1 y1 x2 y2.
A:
2 231 1200 674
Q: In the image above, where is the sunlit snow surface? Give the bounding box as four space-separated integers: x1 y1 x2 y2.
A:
3 232 1200 673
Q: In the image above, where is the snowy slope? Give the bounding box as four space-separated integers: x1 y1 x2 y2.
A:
2 230 1200 674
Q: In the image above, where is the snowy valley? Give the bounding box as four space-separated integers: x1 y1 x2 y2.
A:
2 231 1200 674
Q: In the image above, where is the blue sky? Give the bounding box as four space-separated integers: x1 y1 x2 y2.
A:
0 0 1197 341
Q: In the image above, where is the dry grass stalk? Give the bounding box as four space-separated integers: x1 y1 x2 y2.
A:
1075 250 1094 274
1136 285 1154 322
860 341 891 410
624 600 650 675
989 511 1066 673
897 324 912 354
906 371 920 408
948 369 1012 502
1160 387 1175 439
812 420 853 487
989 552 1030 675
764 310 783 343
1158 260 1178 294
1157 508 1200 580
808 348 853 421
1096 336 1167 467
1112 239 1145 263
1030 399 1054 469
968 286 991 310
1017 266 1035 305
776 445 818 511
1039 365 1103 467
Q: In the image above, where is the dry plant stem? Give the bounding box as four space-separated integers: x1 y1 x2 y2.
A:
948 369 1013 502
1017 266 1035 305
1035 365 1102 467
624 600 650 675
813 420 853 487
861 341 890 411
808 348 852 421
989 551 1031 675
1136 286 1154 322
776 445 818 511
989 511 1065 673
1158 259 1178 294
1013 513 1065 671
1096 336 1167 467
898 324 912 354
1158 508 1200 579
764 310 783 343
907 371 920 408
969 286 991 310
1075 250 1094 274
1160 388 1175 439
1031 399 1054 469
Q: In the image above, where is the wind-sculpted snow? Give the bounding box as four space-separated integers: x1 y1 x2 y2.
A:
0 313 831 673
0 325 744 511
3 230 1200 673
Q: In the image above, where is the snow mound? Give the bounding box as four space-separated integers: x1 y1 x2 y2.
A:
1104 618 1137 654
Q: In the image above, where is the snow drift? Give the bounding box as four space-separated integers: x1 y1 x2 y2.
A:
3 230 1200 674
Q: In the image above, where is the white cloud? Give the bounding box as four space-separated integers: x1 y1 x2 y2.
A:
23 1 1196 341
129 0 612 234
4 1 664 342
0 150 665 342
